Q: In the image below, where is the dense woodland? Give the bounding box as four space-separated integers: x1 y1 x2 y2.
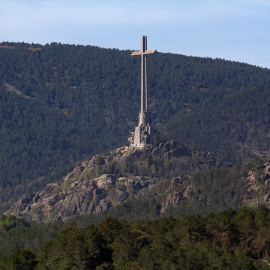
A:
1 206 270 269
0 42 270 213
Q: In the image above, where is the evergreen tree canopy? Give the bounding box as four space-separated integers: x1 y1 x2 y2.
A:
0 42 269 213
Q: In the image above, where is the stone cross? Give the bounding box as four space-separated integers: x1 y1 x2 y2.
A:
131 36 156 118
128 36 157 148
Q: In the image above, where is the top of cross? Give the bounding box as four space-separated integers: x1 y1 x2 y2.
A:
131 36 157 57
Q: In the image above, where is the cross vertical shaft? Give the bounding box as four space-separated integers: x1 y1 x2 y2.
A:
131 36 156 124
129 36 157 148
141 36 147 113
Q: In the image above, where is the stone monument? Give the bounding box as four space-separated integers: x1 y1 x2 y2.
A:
128 36 157 148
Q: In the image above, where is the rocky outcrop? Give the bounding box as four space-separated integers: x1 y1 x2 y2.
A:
160 175 192 213
8 174 157 222
63 146 143 185
244 160 270 207
7 141 220 222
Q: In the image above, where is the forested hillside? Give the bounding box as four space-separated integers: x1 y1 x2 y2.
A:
0 42 270 213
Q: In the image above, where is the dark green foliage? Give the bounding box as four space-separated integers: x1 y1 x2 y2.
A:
95 155 105 166
37 226 110 269
0 214 27 231
2 207 270 269
0 249 37 270
0 215 63 256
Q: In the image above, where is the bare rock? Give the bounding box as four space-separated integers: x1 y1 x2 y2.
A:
95 174 115 189
7 174 157 222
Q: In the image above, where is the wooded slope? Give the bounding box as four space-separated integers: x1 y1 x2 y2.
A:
0 42 269 213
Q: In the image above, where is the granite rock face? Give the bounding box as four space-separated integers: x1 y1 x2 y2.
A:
8 173 156 222
245 160 270 207
6 141 221 222
7 142 270 222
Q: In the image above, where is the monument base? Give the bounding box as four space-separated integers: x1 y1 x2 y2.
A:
128 112 153 148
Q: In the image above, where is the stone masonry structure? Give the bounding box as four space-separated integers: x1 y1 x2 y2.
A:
129 36 157 147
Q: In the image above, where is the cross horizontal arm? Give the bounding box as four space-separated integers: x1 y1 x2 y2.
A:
131 50 157 56
144 50 157 55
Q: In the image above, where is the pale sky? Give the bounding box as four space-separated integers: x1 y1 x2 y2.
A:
0 0 270 68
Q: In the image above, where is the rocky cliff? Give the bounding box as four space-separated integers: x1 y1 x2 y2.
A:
244 160 270 207
9 174 158 222
8 141 219 222
7 141 270 223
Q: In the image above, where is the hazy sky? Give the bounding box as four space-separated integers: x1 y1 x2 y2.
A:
0 0 269 68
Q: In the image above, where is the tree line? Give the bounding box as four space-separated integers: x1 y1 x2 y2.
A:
1 206 270 269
